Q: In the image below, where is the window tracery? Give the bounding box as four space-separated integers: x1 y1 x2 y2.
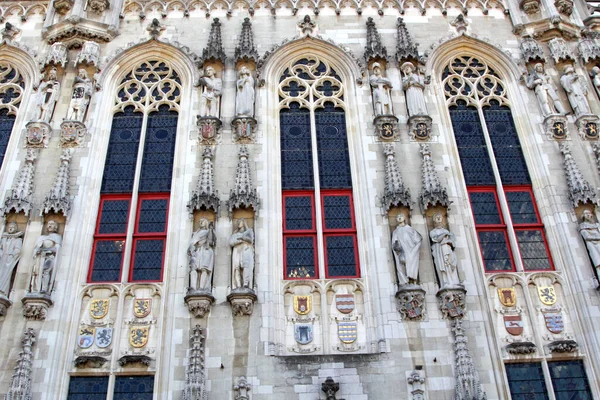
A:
0 62 24 170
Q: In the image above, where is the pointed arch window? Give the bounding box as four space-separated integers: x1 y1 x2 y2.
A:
0 63 24 170
88 60 181 283
279 57 359 279
443 56 553 272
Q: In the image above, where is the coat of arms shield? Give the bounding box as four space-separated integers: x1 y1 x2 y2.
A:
497 288 517 307
78 327 95 349
537 286 557 306
129 326 150 348
133 298 152 318
89 299 109 319
544 312 564 334
294 323 313 345
337 321 357 344
335 294 355 314
503 315 523 336
95 327 113 348
294 295 311 315
405 297 423 319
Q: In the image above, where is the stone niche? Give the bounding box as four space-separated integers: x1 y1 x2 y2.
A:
284 282 322 355
227 207 257 316
326 280 367 353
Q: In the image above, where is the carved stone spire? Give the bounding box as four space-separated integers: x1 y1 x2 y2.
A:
2 149 39 216
381 144 411 212
452 319 487 400
227 145 259 214
364 17 388 63
5 328 36 400
395 18 419 64
234 18 259 64
419 144 449 210
559 142 599 208
42 149 73 217
188 147 220 214
182 325 207 400
202 18 226 64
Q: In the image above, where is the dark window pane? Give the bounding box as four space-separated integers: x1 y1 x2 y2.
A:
484 105 531 185
137 199 168 233
316 104 352 189
131 239 164 281
549 361 593 400
470 192 501 224
280 105 313 190
90 240 124 282
516 230 551 270
285 236 316 278
284 196 313 231
506 191 539 224
478 231 512 271
101 108 143 194
506 363 549 400
139 106 178 193
98 200 130 234
67 376 109 400
323 195 353 229
0 109 15 170
114 375 154 400
449 103 495 186
325 235 357 277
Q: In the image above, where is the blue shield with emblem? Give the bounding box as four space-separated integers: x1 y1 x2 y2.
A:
294 323 313 345
544 312 564 334
95 327 113 348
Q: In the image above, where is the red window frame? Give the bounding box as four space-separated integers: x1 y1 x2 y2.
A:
283 191 319 279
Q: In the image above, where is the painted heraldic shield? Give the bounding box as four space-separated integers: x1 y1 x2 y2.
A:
78 327 95 349
129 326 150 348
497 288 517 307
537 286 557 306
335 294 355 314
294 323 313 345
133 298 152 318
89 299 109 319
337 321 357 344
95 327 113 348
294 295 311 315
544 312 564 334
503 315 523 336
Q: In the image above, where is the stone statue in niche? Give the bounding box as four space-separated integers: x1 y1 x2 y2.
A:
65 69 93 122
198 66 222 118
229 218 255 290
578 209 600 275
391 212 423 286
429 213 461 288
235 66 255 117
30 220 62 294
188 218 216 292
590 66 600 99
525 63 566 116
0 222 23 296
401 62 428 117
369 62 393 116
35 67 61 123
560 65 591 117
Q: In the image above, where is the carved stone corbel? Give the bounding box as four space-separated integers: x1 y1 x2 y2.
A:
396 286 426 321
437 287 467 319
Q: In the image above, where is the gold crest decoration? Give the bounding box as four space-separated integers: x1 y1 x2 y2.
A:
89 299 109 319
497 288 517 307
133 298 152 318
129 326 149 348
537 286 557 306
293 295 312 315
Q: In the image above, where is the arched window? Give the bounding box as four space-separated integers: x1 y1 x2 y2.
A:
443 56 552 272
0 63 24 169
279 57 359 279
88 60 181 283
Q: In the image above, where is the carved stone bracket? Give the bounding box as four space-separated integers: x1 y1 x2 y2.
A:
42 42 68 69
60 120 87 147
543 114 568 140
396 285 426 321
25 121 52 148
74 41 101 68
0 293 12 316
54 0 74 15
374 115 399 141
234 376 251 400
408 115 432 141
578 38 600 65
88 0 110 14
21 292 53 320
520 0 541 14
575 114 599 140
118 354 153 366
44 20 117 48
232 117 257 144
227 288 257 316
73 355 109 368
555 0 573 16
506 341 537 355
197 117 222 145
548 339 578 353
184 291 215 318
436 286 467 319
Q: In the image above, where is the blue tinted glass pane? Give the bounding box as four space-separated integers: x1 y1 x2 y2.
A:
90 240 124 282
450 103 495 186
549 361 593 400
506 363 549 400
131 239 164 281
101 108 143 194
137 199 168 233
67 376 109 400
470 192 501 224
484 105 531 185
316 105 352 189
285 236 316 278
98 200 130 234
506 191 539 224
280 105 313 190
516 230 551 271
323 195 352 229
326 235 357 277
284 196 313 231
0 110 15 170
139 106 178 193
114 375 154 400
478 231 512 271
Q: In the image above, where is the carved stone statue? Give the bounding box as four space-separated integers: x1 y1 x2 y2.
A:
31 220 62 294
525 63 566 116
35 67 61 122
590 66 600 99
235 66 255 117
578 209 600 274
0 222 23 296
65 69 93 122
188 218 216 292
229 218 254 290
199 66 222 118
560 65 591 117
391 212 423 286
369 62 393 116
401 62 427 117
429 213 461 288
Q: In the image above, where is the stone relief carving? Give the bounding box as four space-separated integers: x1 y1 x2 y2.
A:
66 69 93 122
236 66 254 118
321 377 340 400
202 18 226 64
392 212 422 287
234 17 259 64
430 213 461 289
42 42 68 69
548 37 575 63
74 41 101 67
554 0 573 16
25 120 52 148
234 376 251 400
450 14 468 35
188 218 216 293
578 38 600 65
41 149 73 217
188 146 220 214
419 144 449 211
229 218 254 291
35 67 61 123
5 328 35 400
297 15 317 37
578 210 600 276
54 0 74 14
520 36 545 63
1 22 20 42
395 18 419 64
560 65 591 117
227 145 259 215
29 220 62 295
380 144 411 212
559 142 599 208
87 0 110 14
525 63 566 116
396 288 426 321
2 149 38 216
369 62 393 116
198 66 222 119
0 222 23 297
147 18 165 39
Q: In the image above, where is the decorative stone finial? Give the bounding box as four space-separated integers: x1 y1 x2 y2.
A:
147 18 166 39
559 142 599 208
182 325 207 400
395 18 419 64
2 149 39 216
234 376 251 400
407 370 426 400
381 144 411 212
452 319 487 400
188 147 220 214
364 17 388 63
298 15 317 37
5 328 36 400
227 145 259 214
202 18 226 64
520 36 545 63
41 149 73 217
419 144 449 210
451 14 468 34
234 18 259 64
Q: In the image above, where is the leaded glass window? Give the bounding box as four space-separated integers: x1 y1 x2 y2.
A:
280 57 359 279
506 361 593 399
506 363 549 400
0 63 24 170
66 376 109 400
67 375 155 400
549 360 593 399
443 56 553 272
